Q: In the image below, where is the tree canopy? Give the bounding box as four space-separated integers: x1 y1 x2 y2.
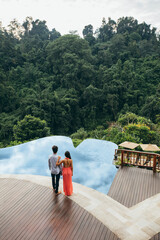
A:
13 115 50 142
0 16 160 147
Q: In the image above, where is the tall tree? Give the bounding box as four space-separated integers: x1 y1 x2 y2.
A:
13 115 50 141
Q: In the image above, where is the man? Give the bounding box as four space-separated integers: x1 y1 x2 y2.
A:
48 145 61 195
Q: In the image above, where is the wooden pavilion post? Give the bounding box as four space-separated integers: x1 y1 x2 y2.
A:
153 155 156 173
121 150 124 167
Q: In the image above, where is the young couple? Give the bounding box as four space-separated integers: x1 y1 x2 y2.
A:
48 145 73 196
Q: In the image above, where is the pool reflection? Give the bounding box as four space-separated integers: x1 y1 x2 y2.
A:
0 136 118 194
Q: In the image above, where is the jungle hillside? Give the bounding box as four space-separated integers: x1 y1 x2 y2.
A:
0 16 160 147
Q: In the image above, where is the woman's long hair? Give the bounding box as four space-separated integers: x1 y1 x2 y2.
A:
65 151 71 159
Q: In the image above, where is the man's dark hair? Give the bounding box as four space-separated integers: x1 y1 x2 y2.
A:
52 145 58 153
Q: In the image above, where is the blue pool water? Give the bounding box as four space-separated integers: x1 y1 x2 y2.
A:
0 136 118 194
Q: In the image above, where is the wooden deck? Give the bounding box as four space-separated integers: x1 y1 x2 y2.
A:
108 166 160 208
1 167 160 240
0 178 120 240
108 166 160 240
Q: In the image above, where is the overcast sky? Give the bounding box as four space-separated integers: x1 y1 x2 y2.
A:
0 0 160 36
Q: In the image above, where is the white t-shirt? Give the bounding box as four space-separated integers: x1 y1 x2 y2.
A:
48 153 60 174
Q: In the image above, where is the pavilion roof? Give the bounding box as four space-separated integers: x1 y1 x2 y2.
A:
119 141 139 149
140 144 160 152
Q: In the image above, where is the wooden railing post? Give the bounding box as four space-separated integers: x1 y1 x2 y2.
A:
127 152 129 163
121 150 124 167
153 155 156 173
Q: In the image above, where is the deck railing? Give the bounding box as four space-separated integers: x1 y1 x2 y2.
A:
114 149 160 172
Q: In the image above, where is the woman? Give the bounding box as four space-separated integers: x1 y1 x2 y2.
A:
56 151 73 196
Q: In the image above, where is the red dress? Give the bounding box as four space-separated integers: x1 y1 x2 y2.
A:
62 167 73 196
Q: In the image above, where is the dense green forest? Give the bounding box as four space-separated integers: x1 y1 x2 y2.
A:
0 16 160 147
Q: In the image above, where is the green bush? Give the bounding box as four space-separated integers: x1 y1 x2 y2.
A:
72 139 83 147
70 128 88 140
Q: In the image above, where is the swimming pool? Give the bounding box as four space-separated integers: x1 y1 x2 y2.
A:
0 136 118 194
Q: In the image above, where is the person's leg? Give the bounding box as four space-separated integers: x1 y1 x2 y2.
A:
55 173 61 194
51 173 55 190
